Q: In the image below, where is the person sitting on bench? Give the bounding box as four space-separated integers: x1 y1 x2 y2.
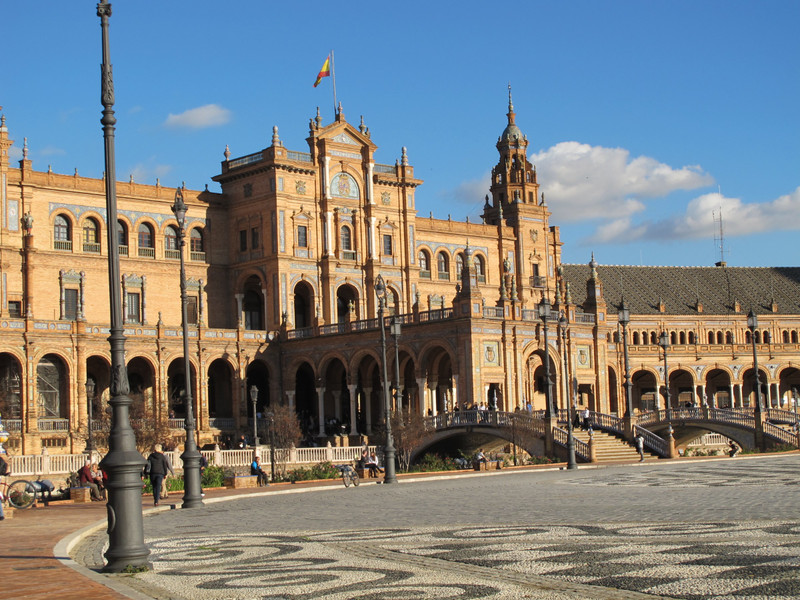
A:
251 456 269 486
366 451 383 477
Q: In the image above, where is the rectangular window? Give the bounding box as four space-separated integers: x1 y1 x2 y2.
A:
383 234 393 256
64 289 79 320
126 292 140 323
239 230 247 252
278 177 284 192
8 301 22 318
251 228 260 250
297 225 308 247
187 297 198 325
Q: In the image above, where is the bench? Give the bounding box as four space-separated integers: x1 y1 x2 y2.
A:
223 475 259 489
70 486 93 503
355 467 382 479
473 460 502 472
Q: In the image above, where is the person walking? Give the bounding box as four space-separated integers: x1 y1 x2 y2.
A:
0 451 9 520
146 444 174 506
634 431 645 462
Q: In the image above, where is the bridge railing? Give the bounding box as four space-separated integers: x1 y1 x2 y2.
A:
423 411 547 438
590 411 625 435
634 425 668 457
636 410 666 426
708 408 756 430
766 408 799 424
553 427 590 461
762 421 798 446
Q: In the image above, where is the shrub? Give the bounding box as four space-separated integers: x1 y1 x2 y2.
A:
409 453 458 472
526 456 555 465
286 461 340 482
203 465 225 488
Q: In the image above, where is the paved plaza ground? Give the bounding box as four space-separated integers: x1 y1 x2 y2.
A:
64 454 800 600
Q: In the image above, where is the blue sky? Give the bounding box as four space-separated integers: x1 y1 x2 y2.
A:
2 1 798 267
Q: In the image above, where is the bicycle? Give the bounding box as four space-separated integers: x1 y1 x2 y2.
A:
0 478 38 509
336 464 359 488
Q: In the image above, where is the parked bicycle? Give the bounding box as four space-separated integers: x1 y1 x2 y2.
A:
336 464 359 488
0 478 39 509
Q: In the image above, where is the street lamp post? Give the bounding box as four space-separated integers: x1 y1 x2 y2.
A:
391 317 402 423
85 378 96 453
537 297 555 418
249 385 260 445
659 331 672 420
172 188 203 509
375 275 397 484
747 309 763 416
96 0 150 572
558 312 577 469
266 411 276 483
618 301 634 418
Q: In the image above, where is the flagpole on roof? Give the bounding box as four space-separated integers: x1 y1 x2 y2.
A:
331 49 338 119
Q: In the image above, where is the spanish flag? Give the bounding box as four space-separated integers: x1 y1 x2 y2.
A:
313 55 331 88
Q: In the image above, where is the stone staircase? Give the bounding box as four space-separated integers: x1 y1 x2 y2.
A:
572 429 660 463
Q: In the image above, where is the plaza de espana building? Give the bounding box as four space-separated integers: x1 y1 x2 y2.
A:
1 98 799 456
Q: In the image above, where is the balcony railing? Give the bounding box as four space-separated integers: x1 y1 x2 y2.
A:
138 247 155 258
530 275 546 288
437 271 450 280
420 270 431 279
83 242 101 253
54 240 72 251
165 249 181 260
37 418 69 432
190 251 206 262
119 245 129 256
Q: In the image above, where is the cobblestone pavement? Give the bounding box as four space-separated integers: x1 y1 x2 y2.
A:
73 455 800 599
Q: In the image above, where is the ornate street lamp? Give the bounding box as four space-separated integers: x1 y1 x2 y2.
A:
558 311 577 469
172 187 203 509
747 309 763 415
391 317 402 422
85 378 96 453
618 300 634 418
375 275 397 484
659 331 672 420
266 411 276 483
96 0 150 572
537 296 555 418
249 385 260 445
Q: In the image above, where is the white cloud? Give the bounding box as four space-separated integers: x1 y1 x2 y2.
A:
532 142 714 222
632 188 800 241
40 145 66 157
128 162 173 185
164 104 231 129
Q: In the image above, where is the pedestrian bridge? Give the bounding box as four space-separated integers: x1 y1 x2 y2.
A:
417 407 799 463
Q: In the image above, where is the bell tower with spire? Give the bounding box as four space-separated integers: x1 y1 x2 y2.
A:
482 89 561 311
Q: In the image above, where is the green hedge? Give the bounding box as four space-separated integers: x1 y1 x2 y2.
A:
285 461 340 482
142 465 225 494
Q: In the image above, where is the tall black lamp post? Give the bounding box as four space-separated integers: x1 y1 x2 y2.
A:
391 317 402 421
96 0 150 572
85 378 96 453
618 301 634 418
375 275 397 484
249 385 260 445
266 411 276 483
172 188 203 509
659 331 672 420
558 312 577 469
538 296 555 418
747 309 763 415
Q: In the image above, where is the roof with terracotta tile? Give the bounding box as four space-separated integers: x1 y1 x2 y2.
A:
561 264 800 316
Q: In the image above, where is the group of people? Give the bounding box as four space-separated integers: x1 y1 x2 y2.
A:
78 459 107 501
143 443 207 505
356 449 384 478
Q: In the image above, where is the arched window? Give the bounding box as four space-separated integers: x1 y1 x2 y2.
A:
726 331 733 344
783 331 790 343
679 332 686 345
437 251 449 280
688 331 695 344
54 215 71 250
475 255 486 282
165 225 179 252
708 331 715 344
82 218 100 253
633 332 641 345
340 226 352 251
763 331 771 343
455 253 464 277
792 331 799 344
138 223 155 258
190 228 204 258
670 331 677 345
745 330 752 344
754 331 762 344
716 331 724 344
117 221 129 255
418 250 430 276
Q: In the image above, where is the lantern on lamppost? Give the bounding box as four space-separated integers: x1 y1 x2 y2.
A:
375 275 397 484
250 385 260 445
558 311 577 469
747 309 763 415
659 331 672 421
537 296 554 418
618 300 634 418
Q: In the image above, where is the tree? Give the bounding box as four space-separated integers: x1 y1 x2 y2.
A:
390 408 430 472
84 392 173 455
266 404 303 478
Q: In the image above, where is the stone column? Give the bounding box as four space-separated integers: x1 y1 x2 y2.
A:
235 293 244 327
728 383 735 409
348 384 358 435
736 383 743 408
364 387 373 435
429 382 438 416
332 390 342 422
316 386 326 437
416 378 426 416
285 390 295 410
